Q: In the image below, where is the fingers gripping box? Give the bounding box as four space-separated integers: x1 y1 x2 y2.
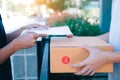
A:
50 37 114 73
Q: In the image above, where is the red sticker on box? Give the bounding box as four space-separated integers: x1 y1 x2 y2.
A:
62 56 70 64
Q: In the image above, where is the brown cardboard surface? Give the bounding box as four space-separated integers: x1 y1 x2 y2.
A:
50 37 114 73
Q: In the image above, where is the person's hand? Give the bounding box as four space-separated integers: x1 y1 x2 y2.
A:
66 34 73 38
70 45 112 76
13 31 47 49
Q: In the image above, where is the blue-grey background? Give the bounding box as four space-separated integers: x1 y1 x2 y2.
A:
11 44 38 80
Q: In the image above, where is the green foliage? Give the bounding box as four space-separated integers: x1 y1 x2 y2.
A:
81 8 100 19
49 16 101 36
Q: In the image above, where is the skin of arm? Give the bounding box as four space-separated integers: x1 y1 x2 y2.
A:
0 24 48 65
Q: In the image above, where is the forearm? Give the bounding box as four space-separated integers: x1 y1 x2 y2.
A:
6 27 26 42
0 40 20 64
110 52 120 63
104 51 120 64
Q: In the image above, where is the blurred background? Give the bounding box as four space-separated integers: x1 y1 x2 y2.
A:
0 0 112 80
0 0 100 34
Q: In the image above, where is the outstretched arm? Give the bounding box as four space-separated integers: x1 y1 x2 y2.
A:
70 45 120 76
0 31 47 65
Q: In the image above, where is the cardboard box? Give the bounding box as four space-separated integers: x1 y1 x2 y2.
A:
50 37 114 73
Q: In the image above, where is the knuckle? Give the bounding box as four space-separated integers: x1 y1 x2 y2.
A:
80 70 85 74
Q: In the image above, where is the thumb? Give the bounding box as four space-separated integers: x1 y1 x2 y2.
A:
37 34 48 38
70 61 86 68
79 45 96 53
